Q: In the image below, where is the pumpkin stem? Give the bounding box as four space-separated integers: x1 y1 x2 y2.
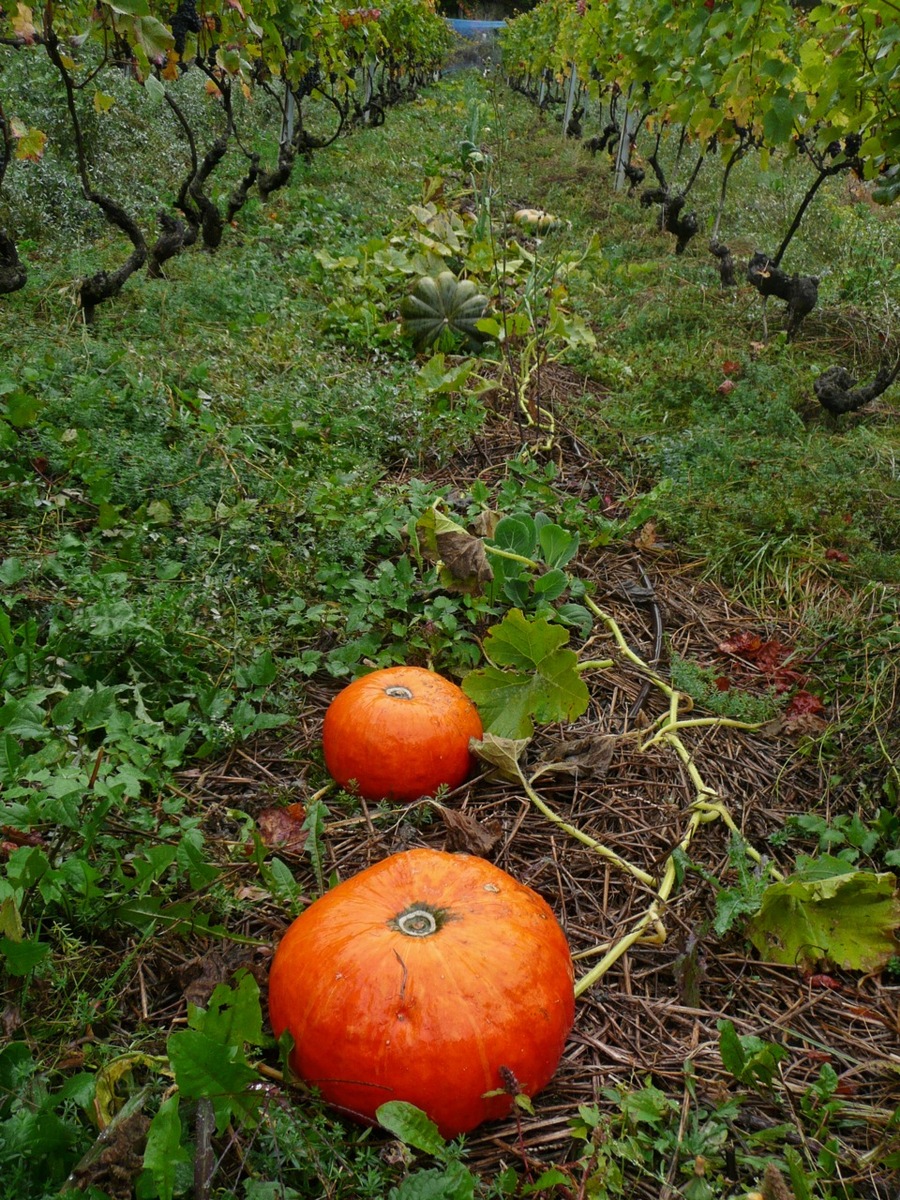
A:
384 686 414 700
389 904 451 937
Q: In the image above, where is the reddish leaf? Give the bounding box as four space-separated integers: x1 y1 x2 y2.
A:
806 973 842 990
785 691 826 718
257 803 307 855
824 548 850 562
718 631 763 657
721 359 742 377
713 676 731 692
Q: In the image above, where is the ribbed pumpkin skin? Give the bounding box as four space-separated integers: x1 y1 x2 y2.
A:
322 666 483 802
267 848 575 1138
400 271 488 350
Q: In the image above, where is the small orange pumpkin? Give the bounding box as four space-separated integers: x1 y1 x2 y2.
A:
321 666 483 802
267 848 575 1137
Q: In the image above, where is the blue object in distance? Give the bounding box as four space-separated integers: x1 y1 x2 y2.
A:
447 17 507 36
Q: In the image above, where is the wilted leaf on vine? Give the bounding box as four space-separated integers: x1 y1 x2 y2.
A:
462 610 589 738
416 504 492 593
746 870 900 972
470 732 530 782
439 807 502 856
257 803 307 855
471 509 501 539
531 733 620 781
436 530 493 592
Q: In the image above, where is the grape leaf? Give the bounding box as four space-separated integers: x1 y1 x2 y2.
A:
746 870 900 972
462 609 589 738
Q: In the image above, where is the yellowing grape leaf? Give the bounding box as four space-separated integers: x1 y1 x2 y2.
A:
747 869 900 973
10 120 47 162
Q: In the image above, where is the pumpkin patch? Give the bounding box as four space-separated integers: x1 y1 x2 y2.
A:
322 665 483 802
267 848 575 1137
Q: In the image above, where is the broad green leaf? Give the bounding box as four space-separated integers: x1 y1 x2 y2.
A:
103 0 150 13
491 515 536 560
763 92 800 146
0 935 50 975
746 870 900 972
189 971 265 1048
555 602 594 638
415 353 477 395
389 1162 476 1200
538 522 579 568
462 609 589 738
533 568 568 601
717 1019 786 1087
522 1168 572 1195
144 73 166 101
376 1101 450 1161
716 1019 746 1080
0 733 22 784
142 1095 192 1200
619 1083 676 1126
2 389 44 427
166 1029 261 1133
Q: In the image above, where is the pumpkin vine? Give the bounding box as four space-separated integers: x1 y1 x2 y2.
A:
473 592 782 1001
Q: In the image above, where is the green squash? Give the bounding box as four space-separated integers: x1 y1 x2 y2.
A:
400 271 489 351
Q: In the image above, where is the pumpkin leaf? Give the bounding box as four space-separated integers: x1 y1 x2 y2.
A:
463 610 589 738
415 505 493 594
746 869 900 972
376 1101 450 1162
470 731 531 782
531 733 620 781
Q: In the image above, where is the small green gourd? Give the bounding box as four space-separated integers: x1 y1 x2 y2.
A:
400 271 489 351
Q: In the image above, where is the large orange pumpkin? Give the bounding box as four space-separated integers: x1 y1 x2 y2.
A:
321 666 483 802
267 848 575 1138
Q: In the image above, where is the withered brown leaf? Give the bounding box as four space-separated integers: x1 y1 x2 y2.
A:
257 802 308 855
440 807 503 856
531 733 620 780
436 529 494 593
